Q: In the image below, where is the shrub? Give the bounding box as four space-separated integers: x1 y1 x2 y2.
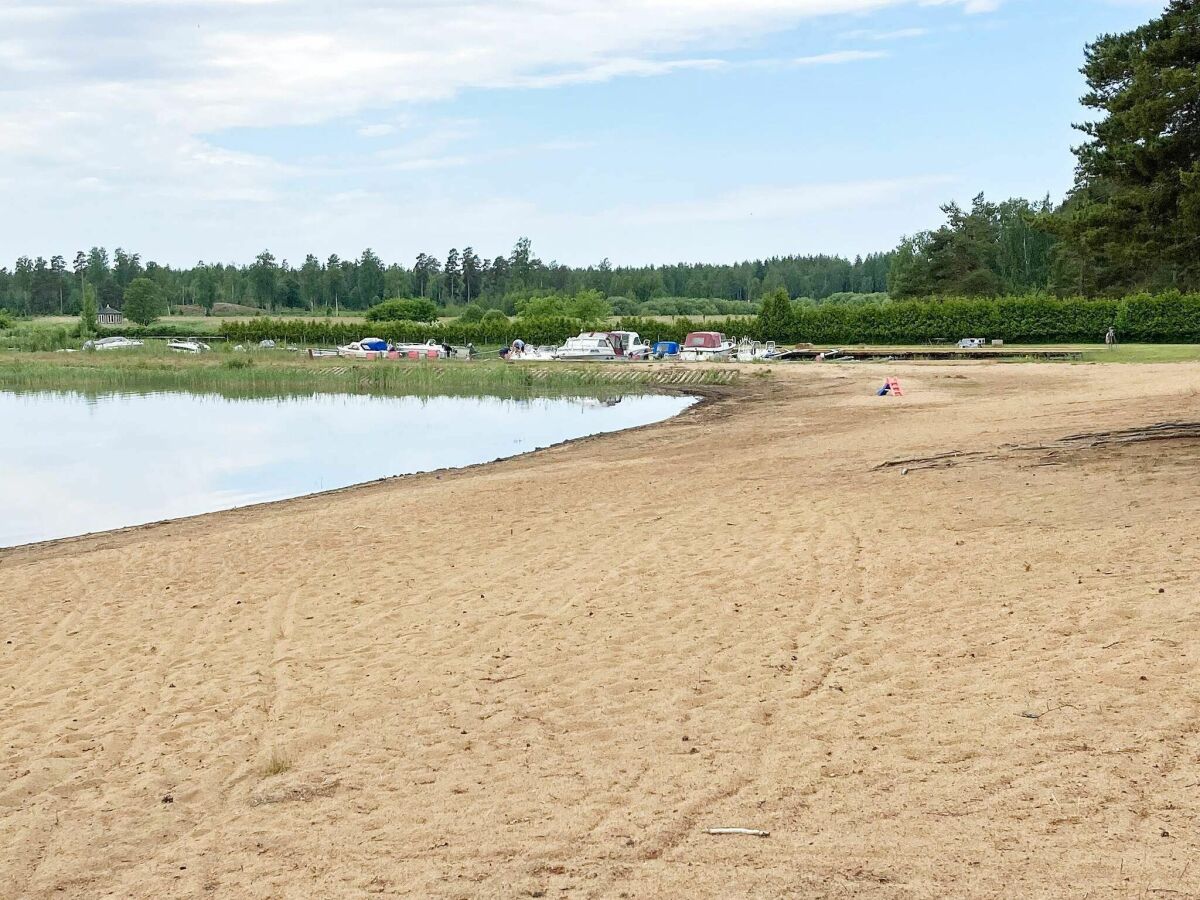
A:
364 297 439 323
211 302 264 317
0 323 70 351
516 295 567 318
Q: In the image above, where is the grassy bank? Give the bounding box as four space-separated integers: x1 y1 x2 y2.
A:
0 351 739 401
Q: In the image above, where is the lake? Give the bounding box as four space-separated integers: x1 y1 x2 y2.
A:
0 390 695 547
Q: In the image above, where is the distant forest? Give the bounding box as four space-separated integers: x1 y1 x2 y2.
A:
0 241 892 317
1 1 1194 318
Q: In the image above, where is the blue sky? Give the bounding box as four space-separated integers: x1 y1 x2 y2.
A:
0 0 1165 268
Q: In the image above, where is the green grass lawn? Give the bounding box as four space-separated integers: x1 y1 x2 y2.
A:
1075 344 1200 363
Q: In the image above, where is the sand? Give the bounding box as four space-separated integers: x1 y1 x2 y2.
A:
3 361 1200 898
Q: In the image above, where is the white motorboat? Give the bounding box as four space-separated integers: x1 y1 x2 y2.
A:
512 344 558 361
555 332 618 361
337 337 390 359
679 331 735 362
167 339 211 354
84 336 144 351
606 331 652 359
393 339 449 359
736 339 777 362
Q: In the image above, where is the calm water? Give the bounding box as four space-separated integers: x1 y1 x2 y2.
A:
0 390 695 547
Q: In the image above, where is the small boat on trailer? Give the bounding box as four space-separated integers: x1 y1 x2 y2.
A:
556 333 619 361
679 331 735 362
337 337 390 359
393 339 448 359
651 341 680 360
334 338 450 360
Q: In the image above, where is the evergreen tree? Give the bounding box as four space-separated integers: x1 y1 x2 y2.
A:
1047 0 1200 292
461 247 482 303
443 248 461 305
251 250 278 310
356 249 385 307
324 254 343 310
756 288 795 339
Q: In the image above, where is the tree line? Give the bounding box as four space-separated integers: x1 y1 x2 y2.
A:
0 237 893 319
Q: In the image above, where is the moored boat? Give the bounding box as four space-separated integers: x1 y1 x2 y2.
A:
736 339 777 362
167 339 211 354
337 337 390 359
84 336 144 351
556 332 618 361
606 331 651 359
651 340 680 360
679 331 735 361
393 339 448 359
513 344 558 361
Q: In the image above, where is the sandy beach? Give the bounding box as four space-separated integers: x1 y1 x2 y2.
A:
3 361 1200 899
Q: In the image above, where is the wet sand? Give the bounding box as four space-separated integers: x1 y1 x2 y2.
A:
3 362 1199 898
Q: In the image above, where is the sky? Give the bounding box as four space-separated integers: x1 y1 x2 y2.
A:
0 0 1167 269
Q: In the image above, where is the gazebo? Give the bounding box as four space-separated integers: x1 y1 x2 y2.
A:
98 305 123 325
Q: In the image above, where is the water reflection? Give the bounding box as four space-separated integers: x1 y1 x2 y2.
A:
0 390 695 547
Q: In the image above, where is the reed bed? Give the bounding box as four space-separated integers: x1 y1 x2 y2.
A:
0 352 738 401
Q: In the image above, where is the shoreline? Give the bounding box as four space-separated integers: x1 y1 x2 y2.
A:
0 380 739 563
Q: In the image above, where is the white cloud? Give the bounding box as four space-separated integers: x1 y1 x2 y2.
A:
357 124 398 138
840 26 929 39
785 50 888 65
0 0 998 262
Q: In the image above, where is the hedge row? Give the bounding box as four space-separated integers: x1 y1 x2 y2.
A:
1114 293 1200 343
97 322 222 338
218 316 759 347
779 293 1200 345
217 293 1200 347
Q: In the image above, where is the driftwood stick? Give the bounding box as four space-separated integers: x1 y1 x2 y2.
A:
1017 703 1080 720
704 827 770 837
